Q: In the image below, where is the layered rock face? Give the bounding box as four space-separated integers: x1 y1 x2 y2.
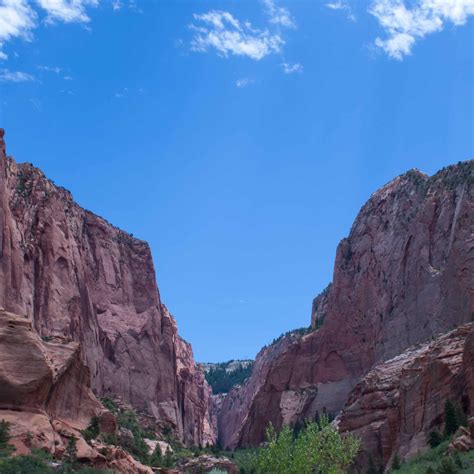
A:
338 324 474 471
219 161 474 449
0 129 215 446
0 309 152 473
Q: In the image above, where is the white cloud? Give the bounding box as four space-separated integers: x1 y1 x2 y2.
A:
190 10 284 60
0 0 99 59
370 0 474 60
0 0 37 59
38 64 62 73
262 0 295 28
236 77 254 88
326 1 357 21
36 0 98 24
0 69 34 82
281 62 303 74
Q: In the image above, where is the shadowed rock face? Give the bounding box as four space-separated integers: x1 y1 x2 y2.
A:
0 130 215 446
338 324 474 472
219 161 474 449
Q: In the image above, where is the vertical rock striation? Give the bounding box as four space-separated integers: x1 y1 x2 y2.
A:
337 324 474 471
0 129 215 446
219 161 474 449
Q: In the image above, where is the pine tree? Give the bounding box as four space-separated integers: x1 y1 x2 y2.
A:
392 453 401 470
444 400 459 437
62 436 77 472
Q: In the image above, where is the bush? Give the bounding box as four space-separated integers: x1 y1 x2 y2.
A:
437 457 459 474
428 431 443 448
255 416 360 474
392 453 401 470
81 417 100 443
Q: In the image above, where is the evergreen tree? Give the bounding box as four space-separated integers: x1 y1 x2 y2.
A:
428 431 442 448
391 453 401 470
444 400 459 437
0 420 14 457
62 436 78 472
366 456 377 474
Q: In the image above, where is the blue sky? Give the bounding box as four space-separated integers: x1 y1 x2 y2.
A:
0 0 473 362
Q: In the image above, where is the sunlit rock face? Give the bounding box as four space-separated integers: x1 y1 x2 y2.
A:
218 160 474 449
338 323 474 472
0 129 216 447
0 309 153 473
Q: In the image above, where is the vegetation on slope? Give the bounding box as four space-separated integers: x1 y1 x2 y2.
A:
0 420 109 474
204 360 254 394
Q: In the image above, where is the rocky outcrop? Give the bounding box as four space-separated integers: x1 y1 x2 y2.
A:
337 324 474 471
0 309 152 473
219 162 474 449
0 129 215 446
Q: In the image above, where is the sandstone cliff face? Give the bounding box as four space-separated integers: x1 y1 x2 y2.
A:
0 129 215 446
338 324 474 471
219 161 474 449
0 309 152 473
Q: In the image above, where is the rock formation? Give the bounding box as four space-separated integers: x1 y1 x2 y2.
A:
0 308 152 473
337 323 474 471
0 129 215 447
218 161 474 449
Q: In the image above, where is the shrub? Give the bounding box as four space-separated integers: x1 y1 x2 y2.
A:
81 416 100 443
428 431 443 448
437 457 459 474
0 455 50 473
255 416 360 474
392 453 401 470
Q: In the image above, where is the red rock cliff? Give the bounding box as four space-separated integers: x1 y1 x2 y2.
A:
338 323 474 471
219 161 474 449
0 129 215 447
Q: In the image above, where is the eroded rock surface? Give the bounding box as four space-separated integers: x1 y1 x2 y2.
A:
0 309 152 473
338 324 474 471
0 129 215 446
219 162 474 449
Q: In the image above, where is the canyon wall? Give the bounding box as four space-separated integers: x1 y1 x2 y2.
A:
0 129 215 447
219 161 474 449
338 323 474 471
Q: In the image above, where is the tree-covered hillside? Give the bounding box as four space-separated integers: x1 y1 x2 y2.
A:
202 360 253 394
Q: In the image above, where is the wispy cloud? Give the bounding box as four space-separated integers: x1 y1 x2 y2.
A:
0 0 36 60
0 0 99 59
236 77 254 88
370 0 474 60
325 1 356 21
0 69 34 82
263 0 295 28
190 10 284 60
37 0 98 24
281 62 303 74
38 65 62 74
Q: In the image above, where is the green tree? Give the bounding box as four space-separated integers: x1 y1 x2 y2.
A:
444 400 459 437
61 436 78 472
163 446 174 468
428 431 443 448
366 456 378 474
255 416 360 474
0 420 14 457
0 455 51 473
391 453 401 470
437 457 459 474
